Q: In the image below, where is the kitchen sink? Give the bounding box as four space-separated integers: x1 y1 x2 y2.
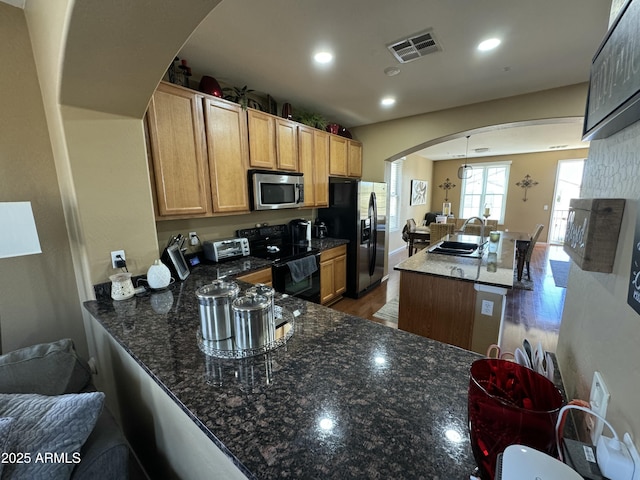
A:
428 237 487 258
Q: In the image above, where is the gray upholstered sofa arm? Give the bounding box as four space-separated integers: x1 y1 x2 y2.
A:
0 339 130 480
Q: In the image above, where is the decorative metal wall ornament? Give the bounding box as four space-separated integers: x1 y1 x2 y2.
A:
438 177 456 201
516 174 539 202
457 135 473 180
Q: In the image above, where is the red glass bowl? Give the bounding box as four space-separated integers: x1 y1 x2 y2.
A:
468 358 564 480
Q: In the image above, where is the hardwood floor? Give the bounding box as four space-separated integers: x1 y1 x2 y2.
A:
330 243 568 354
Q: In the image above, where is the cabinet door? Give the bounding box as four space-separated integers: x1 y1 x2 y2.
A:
247 109 276 169
334 253 347 296
320 260 335 304
298 125 316 207
348 140 362 178
203 97 251 214
276 118 298 171
314 130 330 206
146 82 212 217
329 135 348 176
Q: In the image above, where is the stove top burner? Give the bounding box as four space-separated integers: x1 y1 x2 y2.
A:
251 243 319 264
237 224 318 264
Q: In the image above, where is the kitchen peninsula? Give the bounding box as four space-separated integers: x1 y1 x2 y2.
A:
84 259 482 479
395 232 520 353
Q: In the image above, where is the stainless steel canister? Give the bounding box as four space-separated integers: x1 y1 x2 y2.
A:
246 283 275 325
232 292 273 350
195 280 240 341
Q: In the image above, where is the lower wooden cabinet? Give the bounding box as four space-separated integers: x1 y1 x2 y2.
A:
236 267 272 286
320 245 347 305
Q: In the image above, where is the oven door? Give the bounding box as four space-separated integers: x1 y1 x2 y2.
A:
272 253 321 304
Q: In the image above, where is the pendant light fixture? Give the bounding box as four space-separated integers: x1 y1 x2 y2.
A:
457 135 473 180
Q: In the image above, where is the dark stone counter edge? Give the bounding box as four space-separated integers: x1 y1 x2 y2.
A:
83 299 258 480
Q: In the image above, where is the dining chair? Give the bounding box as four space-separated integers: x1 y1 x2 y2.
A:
428 223 454 243
404 219 430 255
523 224 544 279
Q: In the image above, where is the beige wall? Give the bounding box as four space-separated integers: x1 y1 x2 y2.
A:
557 121 640 445
353 84 589 177
432 149 589 242
0 4 86 355
388 154 433 254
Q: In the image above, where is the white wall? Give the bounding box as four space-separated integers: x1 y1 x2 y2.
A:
557 120 640 444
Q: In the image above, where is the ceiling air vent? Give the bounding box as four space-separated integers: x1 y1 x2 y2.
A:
387 29 441 64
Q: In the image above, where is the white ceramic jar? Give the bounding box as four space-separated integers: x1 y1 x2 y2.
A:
147 259 171 289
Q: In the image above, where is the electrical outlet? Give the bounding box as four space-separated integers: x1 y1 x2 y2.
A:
111 250 125 269
189 231 198 246
589 371 610 444
481 300 494 316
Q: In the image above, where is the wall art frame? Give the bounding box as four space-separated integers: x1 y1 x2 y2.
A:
583 0 640 140
410 179 428 206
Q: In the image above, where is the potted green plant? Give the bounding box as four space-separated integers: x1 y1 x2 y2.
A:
293 110 328 130
222 85 263 110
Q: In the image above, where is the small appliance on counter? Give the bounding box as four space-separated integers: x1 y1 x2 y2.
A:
161 235 190 281
202 237 250 262
312 218 328 239
289 218 311 246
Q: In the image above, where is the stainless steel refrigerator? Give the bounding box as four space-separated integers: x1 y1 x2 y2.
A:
318 178 387 298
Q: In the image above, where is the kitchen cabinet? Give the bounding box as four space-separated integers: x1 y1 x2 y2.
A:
329 135 362 178
202 96 250 214
320 244 347 305
146 82 212 217
329 135 348 176
348 140 363 177
298 125 329 207
247 109 298 171
236 267 272 286
146 82 250 218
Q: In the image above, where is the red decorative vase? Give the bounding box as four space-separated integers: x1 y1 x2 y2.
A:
199 76 223 98
326 123 340 135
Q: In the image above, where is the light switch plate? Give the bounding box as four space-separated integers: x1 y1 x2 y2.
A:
481 300 494 316
589 371 610 444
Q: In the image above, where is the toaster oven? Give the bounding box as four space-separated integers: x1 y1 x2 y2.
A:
203 238 250 262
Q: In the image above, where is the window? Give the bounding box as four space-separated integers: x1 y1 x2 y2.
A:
459 162 511 223
388 158 404 231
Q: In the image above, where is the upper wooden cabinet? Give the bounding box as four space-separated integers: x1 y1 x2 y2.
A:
329 135 348 176
348 140 363 177
203 96 251 214
276 118 299 171
247 109 298 171
329 135 362 178
146 82 250 219
298 125 329 208
247 109 276 169
146 82 212 217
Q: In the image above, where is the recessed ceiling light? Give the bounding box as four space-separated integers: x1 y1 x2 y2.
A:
477 38 501 51
314 51 333 64
381 97 396 107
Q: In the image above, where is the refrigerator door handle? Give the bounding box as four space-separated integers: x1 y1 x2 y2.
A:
368 192 377 277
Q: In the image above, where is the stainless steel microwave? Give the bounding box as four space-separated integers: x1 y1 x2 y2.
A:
249 170 304 210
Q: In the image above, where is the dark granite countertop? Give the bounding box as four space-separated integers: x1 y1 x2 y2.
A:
85 257 484 479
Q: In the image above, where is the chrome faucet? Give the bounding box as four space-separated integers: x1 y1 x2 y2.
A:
461 216 486 251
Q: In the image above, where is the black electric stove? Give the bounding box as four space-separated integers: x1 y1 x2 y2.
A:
237 225 319 265
237 224 321 303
